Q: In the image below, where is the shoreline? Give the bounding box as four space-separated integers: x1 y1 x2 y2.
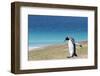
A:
29 40 87 51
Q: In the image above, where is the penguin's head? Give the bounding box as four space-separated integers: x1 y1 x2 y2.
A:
65 36 70 41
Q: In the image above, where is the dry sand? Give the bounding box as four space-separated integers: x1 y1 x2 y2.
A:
28 41 88 61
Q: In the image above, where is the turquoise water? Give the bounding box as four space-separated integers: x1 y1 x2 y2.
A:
28 15 88 47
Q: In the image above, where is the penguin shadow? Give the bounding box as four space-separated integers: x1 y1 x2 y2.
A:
67 56 78 59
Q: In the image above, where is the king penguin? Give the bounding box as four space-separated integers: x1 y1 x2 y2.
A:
65 36 78 58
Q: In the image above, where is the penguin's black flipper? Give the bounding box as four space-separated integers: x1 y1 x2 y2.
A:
80 45 82 47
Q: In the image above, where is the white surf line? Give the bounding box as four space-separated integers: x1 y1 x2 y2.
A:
29 47 42 51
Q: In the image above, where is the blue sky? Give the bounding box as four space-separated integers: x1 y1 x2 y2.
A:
28 15 88 46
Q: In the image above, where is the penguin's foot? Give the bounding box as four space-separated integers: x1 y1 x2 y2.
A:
72 55 78 58
72 54 78 57
67 55 78 58
67 56 73 58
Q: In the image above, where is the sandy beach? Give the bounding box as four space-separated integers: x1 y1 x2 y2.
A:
28 41 88 61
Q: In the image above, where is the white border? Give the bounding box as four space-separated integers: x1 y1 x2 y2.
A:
20 6 95 70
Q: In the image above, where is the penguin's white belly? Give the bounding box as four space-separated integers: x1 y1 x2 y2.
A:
68 40 74 56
